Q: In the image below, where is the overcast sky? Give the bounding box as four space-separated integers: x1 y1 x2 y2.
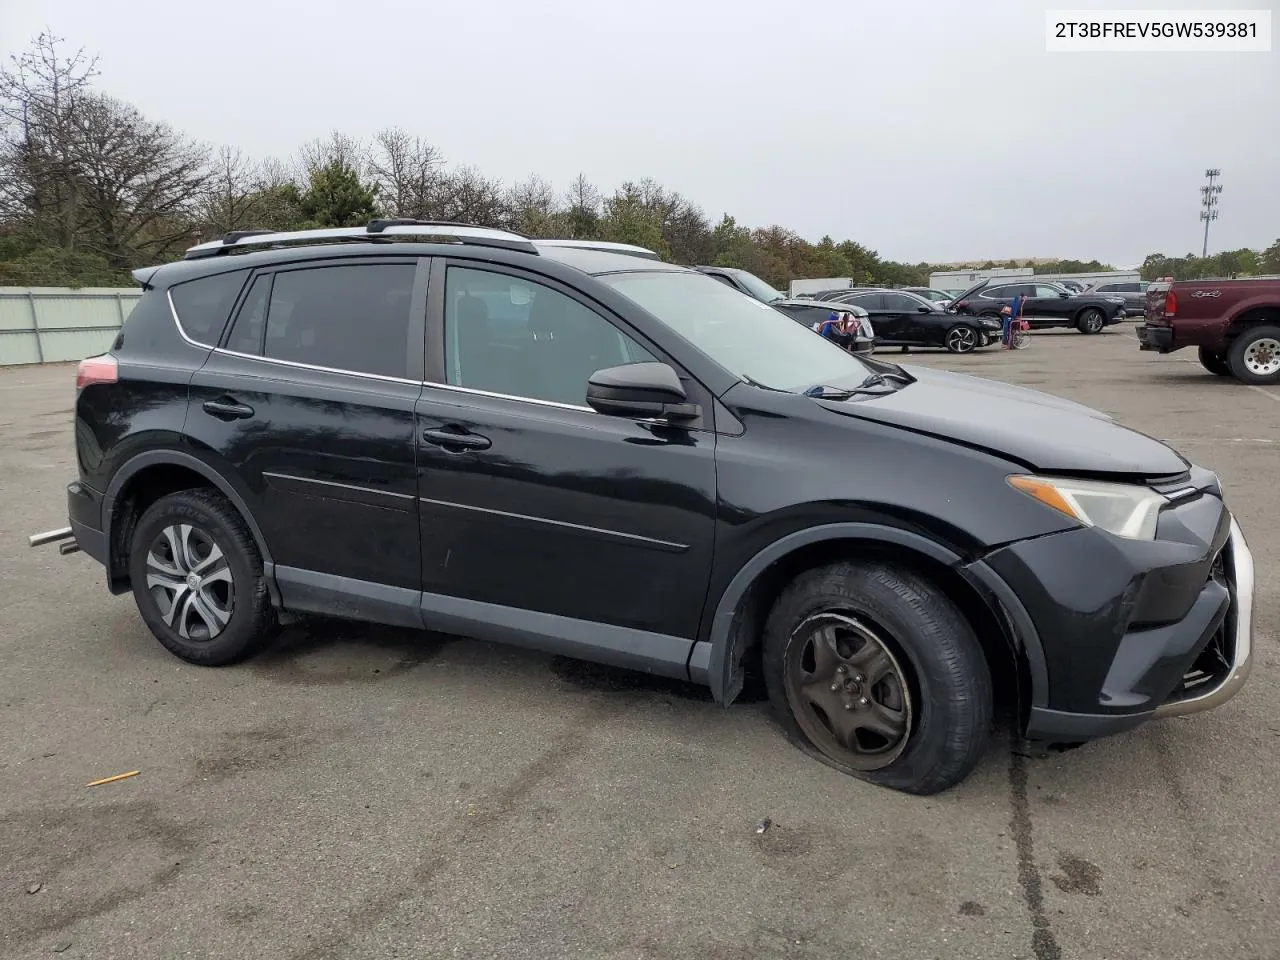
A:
1 0 1276 266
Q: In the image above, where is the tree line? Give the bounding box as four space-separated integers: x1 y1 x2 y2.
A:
1 33 1276 290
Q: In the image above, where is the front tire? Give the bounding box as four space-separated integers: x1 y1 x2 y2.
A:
128 489 278 665
945 324 979 354
1227 326 1280 385
762 561 992 795
1198 346 1232 377
1077 308 1105 334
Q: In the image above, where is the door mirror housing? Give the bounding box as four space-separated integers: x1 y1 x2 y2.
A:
1059 291 1070 298
586 362 700 421
916 305 932 313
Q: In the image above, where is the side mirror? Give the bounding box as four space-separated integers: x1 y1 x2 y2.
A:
916 305 932 313
1059 291 1070 298
587 362 700 421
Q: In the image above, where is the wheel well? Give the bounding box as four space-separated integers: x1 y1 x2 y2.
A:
1075 305 1103 320
1225 305 1280 341
729 538 1027 720
107 464 216 588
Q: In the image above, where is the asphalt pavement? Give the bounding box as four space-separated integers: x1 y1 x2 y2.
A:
1 326 1277 960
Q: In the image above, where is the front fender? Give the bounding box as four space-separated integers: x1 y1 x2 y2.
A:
690 522 1049 711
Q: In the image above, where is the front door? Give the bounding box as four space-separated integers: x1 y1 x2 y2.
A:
414 262 718 673
880 292 931 345
187 257 427 616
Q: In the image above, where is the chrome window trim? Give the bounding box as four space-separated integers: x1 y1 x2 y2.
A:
166 289 217 349
210 347 422 386
422 380 594 413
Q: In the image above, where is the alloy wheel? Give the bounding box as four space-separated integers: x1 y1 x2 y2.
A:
145 524 234 640
783 612 914 770
1083 310 1104 333
1243 337 1280 377
947 326 977 353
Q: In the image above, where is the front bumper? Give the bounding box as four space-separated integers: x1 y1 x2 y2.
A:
1137 323 1174 352
974 486 1254 743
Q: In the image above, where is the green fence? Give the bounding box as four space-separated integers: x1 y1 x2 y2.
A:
0 287 141 366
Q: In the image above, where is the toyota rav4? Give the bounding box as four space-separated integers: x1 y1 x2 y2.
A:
30 221 1255 795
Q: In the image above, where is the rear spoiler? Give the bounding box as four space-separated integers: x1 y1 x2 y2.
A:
131 265 162 289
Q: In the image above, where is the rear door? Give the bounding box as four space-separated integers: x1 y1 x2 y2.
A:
881 292 935 345
187 257 427 616
413 261 718 670
844 292 896 341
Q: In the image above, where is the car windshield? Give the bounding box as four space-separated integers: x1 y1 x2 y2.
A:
603 271 874 393
725 269 785 303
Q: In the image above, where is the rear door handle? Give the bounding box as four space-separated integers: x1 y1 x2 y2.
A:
422 428 491 451
202 398 255 420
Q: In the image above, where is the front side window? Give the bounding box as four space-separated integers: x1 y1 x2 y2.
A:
602 270 875 393
1035 284 1065 298
236 263 417 378
444 266 655 407
169 270 248 345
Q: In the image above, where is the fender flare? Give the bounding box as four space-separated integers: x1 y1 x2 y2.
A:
694 522 1049 709
103 450 277 595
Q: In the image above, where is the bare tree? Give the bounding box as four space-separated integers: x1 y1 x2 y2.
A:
564 173 600 238
368 127 443 219
0 31 99 244
506 174 563 237
437 165 508 226
67 93 209 266
198 146 265 236
298 130 368 179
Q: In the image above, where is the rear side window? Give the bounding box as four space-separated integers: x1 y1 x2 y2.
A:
882 293 919 311
227 264 417 379
169 270 248 345
845 292 884 310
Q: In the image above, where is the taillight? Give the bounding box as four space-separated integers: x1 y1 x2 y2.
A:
76 355 118 390
1163 290 1177 318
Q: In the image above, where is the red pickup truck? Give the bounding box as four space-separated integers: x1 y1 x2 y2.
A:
1137 276 1280 384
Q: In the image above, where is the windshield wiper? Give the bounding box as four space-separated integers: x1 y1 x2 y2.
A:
803 379 897 401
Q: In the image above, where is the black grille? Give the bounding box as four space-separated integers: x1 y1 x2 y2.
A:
1166 544 1235 703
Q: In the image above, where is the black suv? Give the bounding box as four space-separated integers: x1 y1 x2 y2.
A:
32 221 1255 795
951 278 1128 333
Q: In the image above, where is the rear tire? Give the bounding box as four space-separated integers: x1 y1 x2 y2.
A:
1077 308 1105 334
1227 326 1280 385
128 489 278 665
762 561 992 795
1198 346 1232 377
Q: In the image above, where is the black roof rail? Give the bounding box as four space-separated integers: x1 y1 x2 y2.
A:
221 229 275 244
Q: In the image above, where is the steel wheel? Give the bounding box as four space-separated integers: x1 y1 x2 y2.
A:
1242 337 1280 377
145 523 234 641
946 325 978 353
782 611 913 771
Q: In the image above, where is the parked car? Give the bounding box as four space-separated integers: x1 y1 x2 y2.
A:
832 288 1003 353
902 287 954 307
768 299 875 356
951 278 1127 333
31 220 1254 796
1137 275 1280 384
1085 279 1149 314
693 265 785 303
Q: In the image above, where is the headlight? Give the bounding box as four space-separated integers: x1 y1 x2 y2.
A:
1008 475 1167 539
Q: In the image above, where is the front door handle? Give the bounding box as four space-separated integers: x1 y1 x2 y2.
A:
202 398 255 420
422 428 491 451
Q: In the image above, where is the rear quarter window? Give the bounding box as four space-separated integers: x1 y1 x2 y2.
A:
168 271 249 345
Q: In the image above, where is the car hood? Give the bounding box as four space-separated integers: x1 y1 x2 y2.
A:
827 364 1189 477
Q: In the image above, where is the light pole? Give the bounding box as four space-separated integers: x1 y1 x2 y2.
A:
1200 169 1222 259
